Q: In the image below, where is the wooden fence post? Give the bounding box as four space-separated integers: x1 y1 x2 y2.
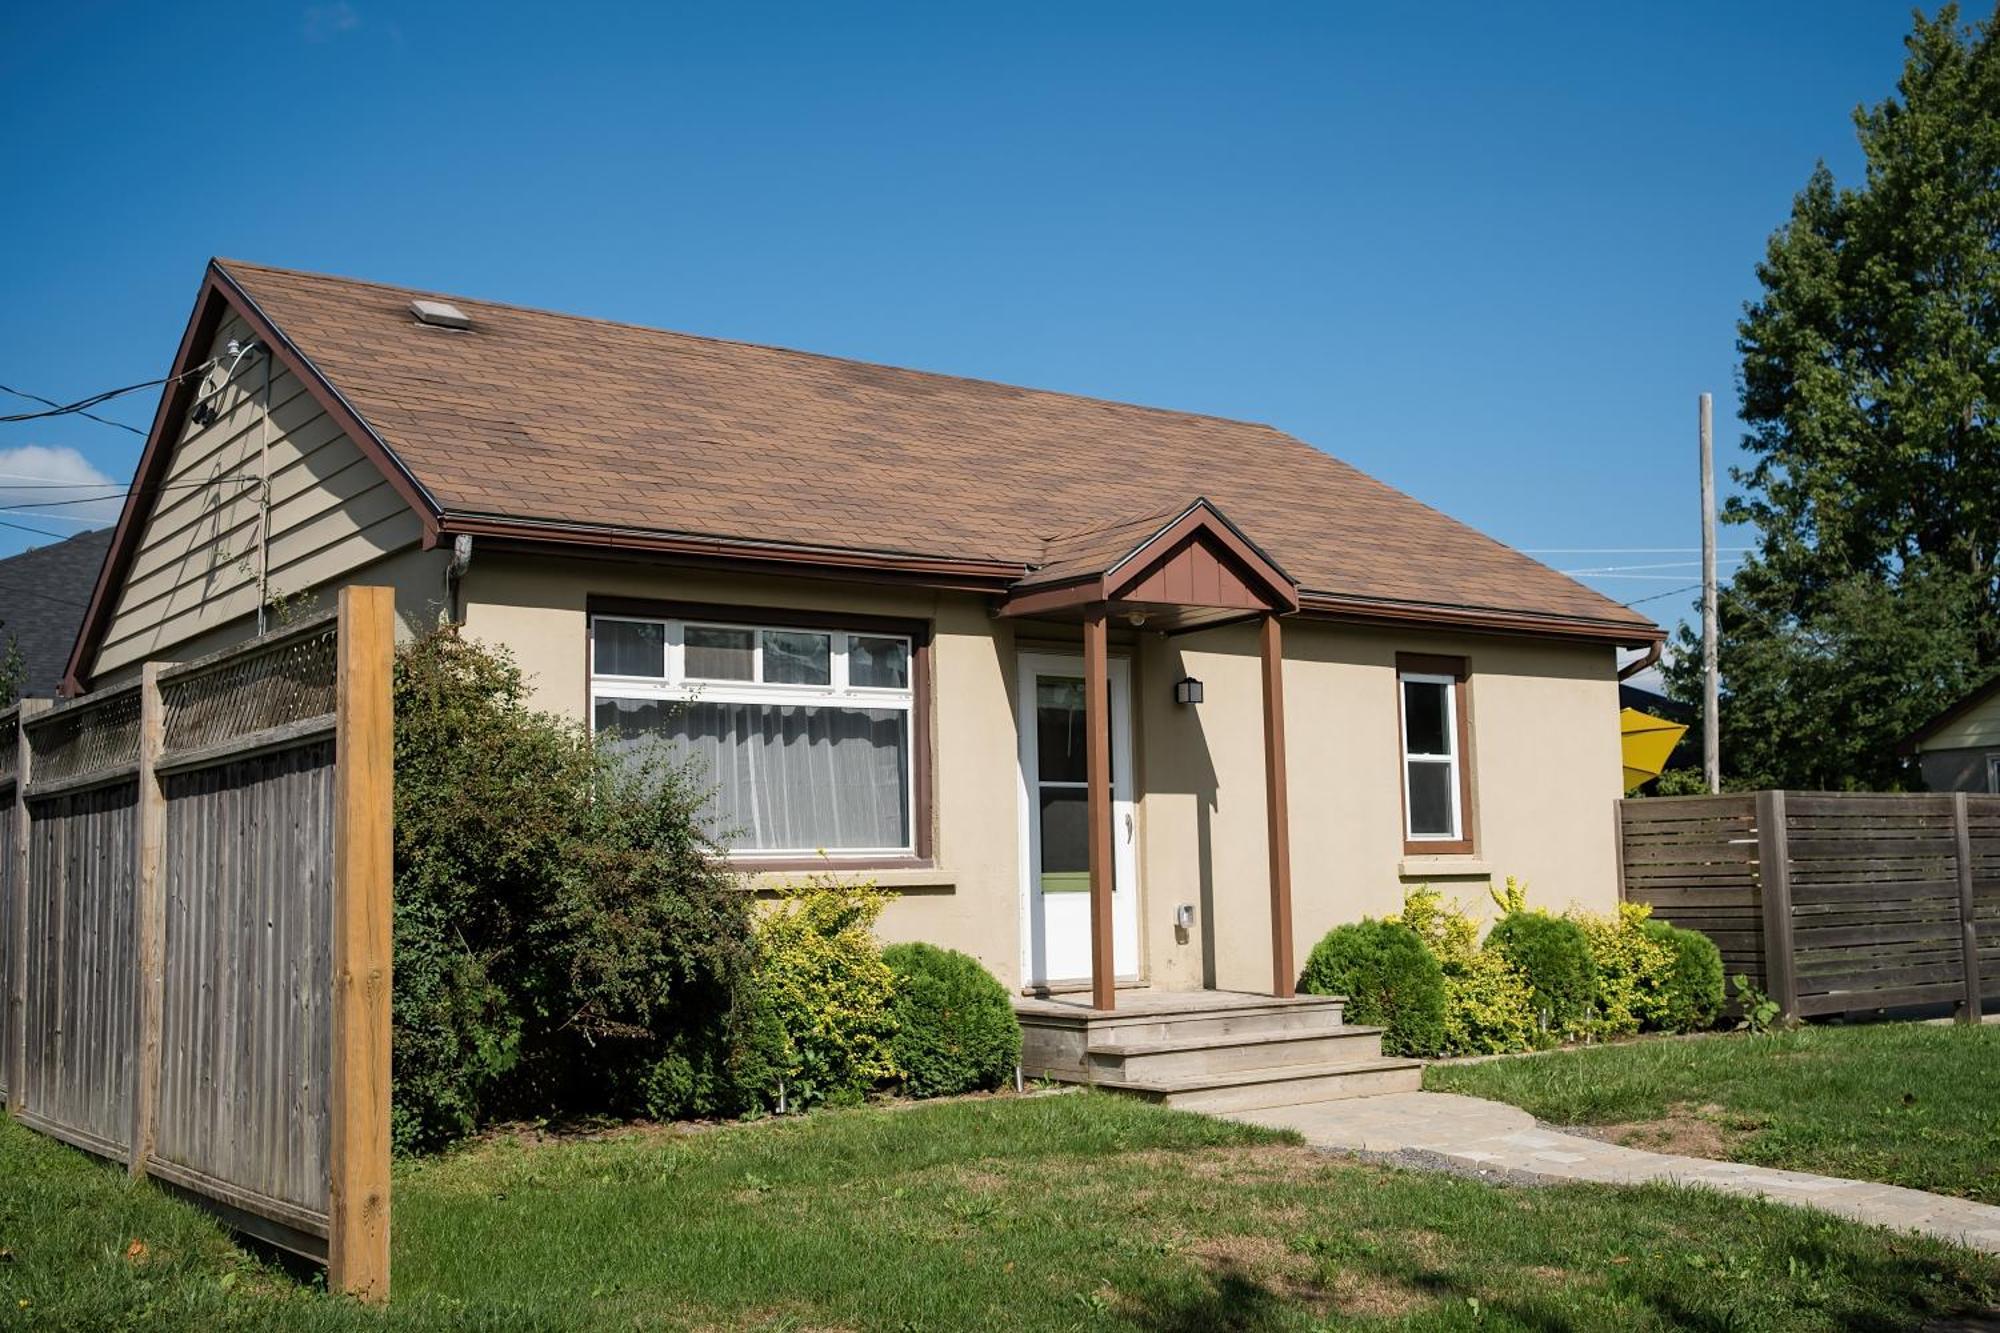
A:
128 664 166 1176
1953 792 1982 1023
7 698 48 1116
328 587 393 1302
1612 798 1628 901
1754 789 1798 1020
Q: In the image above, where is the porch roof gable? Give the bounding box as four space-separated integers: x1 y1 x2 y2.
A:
1000 498 1301 625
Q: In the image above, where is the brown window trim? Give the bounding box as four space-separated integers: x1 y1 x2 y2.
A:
586 595 935 869
1394 652 1475 856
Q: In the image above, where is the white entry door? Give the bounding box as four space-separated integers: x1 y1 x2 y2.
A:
1018 652 1140 987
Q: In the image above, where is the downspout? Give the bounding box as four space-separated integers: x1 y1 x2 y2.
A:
1617 640 1662 682
444 533 473 625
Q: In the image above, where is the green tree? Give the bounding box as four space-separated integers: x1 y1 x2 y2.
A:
0 635 23 708
1668 6 2000 788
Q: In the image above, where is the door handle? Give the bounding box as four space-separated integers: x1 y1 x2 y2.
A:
1123 812 1134 843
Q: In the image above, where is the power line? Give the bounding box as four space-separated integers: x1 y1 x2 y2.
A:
0 383 145 435
0 357 220 430
0 514 70 541
1624 583 1702 608
0 580 90 611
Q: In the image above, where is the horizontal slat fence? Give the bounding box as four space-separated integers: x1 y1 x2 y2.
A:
1620 791 1999 1022
0 587 392 1302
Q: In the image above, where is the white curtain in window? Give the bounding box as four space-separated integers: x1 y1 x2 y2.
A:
600 699 909 851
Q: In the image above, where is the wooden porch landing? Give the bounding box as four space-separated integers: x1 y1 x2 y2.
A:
1015 988 1422 1113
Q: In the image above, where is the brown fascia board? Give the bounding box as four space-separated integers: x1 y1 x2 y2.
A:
433 513 1026 590
1296 590 1665 648
63 262 444 694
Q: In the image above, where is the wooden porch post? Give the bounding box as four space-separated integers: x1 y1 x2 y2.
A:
1084 609 1116 1011
1260 614 1296 998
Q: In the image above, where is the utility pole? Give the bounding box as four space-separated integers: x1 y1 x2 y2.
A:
1700 392 1721 794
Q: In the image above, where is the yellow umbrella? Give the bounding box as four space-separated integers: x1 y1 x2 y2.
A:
1620 707 1688 791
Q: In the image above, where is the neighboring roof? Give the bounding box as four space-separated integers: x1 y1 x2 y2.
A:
1619 682 1693 725
0 528 112 697
1900 672 2000 755
70 258 1662 685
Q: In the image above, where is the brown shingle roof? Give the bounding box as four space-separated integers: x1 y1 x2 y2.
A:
215 259 1655 638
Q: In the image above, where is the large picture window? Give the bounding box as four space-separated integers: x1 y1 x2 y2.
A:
590 612 918 858
1396 654 1473 853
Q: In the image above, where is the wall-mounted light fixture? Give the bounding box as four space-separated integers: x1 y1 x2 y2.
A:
1174 676 1204 705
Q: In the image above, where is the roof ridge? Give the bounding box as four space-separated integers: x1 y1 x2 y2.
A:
212 258 1288 434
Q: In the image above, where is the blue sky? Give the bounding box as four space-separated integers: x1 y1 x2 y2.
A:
0 3 1922 636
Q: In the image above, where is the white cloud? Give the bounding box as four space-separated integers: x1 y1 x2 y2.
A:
0 445 127 533
303 2 361 41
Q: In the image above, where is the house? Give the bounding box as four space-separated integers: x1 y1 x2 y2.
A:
0 527 113 698
67 258 1662 1011
1902 675 2000 793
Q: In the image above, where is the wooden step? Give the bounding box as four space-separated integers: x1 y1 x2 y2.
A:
1085 1026 1385 1081
1093 1058 1425 1114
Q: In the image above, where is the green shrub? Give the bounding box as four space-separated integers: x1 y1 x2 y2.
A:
1485 911 1597 1040
1393 887 1535 1055
755 876 900 1108
392 629 774 1153
883 943 1021 1098
1566 903 1671 1037
1639 917 1726 1032
1298 919 1447 1057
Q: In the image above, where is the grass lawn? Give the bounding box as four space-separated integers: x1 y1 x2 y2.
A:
4 1092 1998 1332
1425 1021 2000 1203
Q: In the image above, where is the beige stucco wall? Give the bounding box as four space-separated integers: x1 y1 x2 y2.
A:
459 552 1624 993
1137 621 1622 993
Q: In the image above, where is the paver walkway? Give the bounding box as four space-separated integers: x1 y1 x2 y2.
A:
1229 1091 2000 1255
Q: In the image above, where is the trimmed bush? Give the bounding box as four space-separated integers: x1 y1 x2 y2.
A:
392 630 773 1153
1485 911 1596 1039
1395 887 1535 1056
1298 919 1447 1057
1639 917 1726 1032
883 943 1021 1098
1567 903 1671 1037
754 876 900 1109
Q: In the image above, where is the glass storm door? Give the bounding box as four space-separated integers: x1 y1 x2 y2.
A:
1018 652 1139 987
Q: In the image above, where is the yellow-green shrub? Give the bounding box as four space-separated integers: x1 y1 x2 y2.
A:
1393 887 1535 1055
754 876 900 1108
1566 901 1676 1037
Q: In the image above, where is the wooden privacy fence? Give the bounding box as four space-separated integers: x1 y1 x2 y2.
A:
0 586 393 1301
1619 791 2000 1021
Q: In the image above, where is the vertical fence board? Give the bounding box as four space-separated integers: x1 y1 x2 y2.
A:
20 781 138 1155
156 744 336 1217
328 585 393 1303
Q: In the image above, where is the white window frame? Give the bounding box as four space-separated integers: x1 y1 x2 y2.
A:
589 614 917 858
1399 670 1462 843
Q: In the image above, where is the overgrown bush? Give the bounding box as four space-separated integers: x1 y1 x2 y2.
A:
883 943 1021 1098
1394 887 1536 1055
1640 917 1726 1032
392 629 775 1153
1485 910 1597 1040
754 876 901 1109
1298 919 1446 1057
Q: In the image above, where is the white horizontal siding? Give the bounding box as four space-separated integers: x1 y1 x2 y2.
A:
1929 692 2000 750
93 316 425 676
